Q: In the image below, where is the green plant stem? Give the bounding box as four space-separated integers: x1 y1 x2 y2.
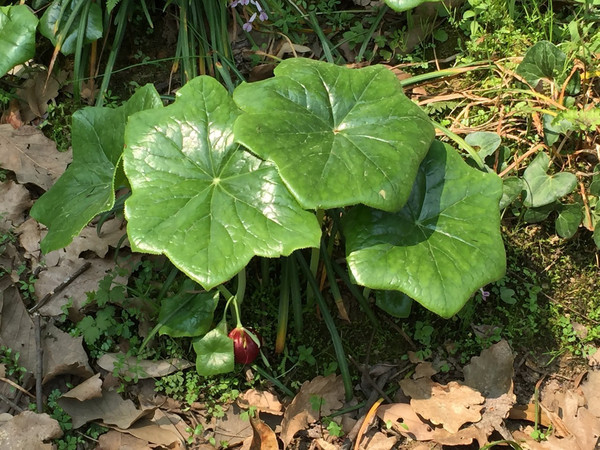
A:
295 252 353 401
433 121 485 170
289 257 303 335
357 5 388 61
398 63 493 87
306 209 325 306
157 265 179 302
251 364 295 398
308 11 334 63
276 258 291 353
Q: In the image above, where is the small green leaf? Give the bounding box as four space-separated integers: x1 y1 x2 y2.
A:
500 177 524 209
344 141 506 318
159 283 219 338
384 0 443 12
39 0 103 55
516 41 567 87
555 204 582 239
31 85 162 253
375 291 413 318
594 227 600 249
234 58 434 212
522 203 557 223
465 132 501 160
0 5 38 78
193 326 234 376
124 76 321 290
589 165 600 196
542 113 574 146
522 152 577 208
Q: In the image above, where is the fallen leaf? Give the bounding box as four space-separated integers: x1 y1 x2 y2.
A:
42 323 94 383
249 412 278 450
0 180 32 231
0 124 71 190
0 99 24 128
463 339 514 397
0 411 62 450
414 361 437 379
400 378 484 434
116 409 186 448
581 369 600 417
58 389 149 429
280 374 345 447
97 430 150 450
97 353 193 379
359 430 397 450
238 389 283 415
16 218 42 263
16 69 66 123
213 404 253 447
509 403 553 428
61 373 102 401
377 403 437 441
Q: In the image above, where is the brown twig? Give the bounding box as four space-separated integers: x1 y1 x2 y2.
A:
0 377 35 399
0 393 24 413
29 262 92 313
34 313 43 413
499 143 546 177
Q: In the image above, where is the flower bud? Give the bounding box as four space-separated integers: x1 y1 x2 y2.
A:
228 327 262 364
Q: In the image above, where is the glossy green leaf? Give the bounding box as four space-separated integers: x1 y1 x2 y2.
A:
522 203 557 223
555 204 582 239
516 41 566 87
158 282 219 338
39 0 103 55
31 85 162 253
193 323 234 376
124 76 321 290
589 165 600 196
384 0 443 12
522 152 577 208
500 177 524 209
0 5 38 78
234 58 434 212
375 291 413 318
464 131 501 159
344 141 506 318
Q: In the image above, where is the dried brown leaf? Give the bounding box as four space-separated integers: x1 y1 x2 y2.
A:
249 413 278 450
0 125 71 190
58 389 149 429
214 404 253 447
280 374 345 447
97 353 192 379
0 180 32 231
581 369 600 418
0 411 62 450
61 374 102 402
238 389 283 416
97 430 150 450
463 339 514 398
400 378 484 434
377 403 436 441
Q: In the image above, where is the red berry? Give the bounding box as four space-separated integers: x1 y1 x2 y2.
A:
228 327 262 364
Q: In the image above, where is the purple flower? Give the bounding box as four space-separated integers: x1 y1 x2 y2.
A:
479 288 490 300
259 11 268 21
242 22 252 32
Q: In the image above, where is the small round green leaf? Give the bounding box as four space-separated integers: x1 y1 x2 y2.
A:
193 326 234 377
522 152 577 208
0 5 38 78
464 131 501 160
500 177 524 209
124 76 321 290
555 204 582 239
233 58 434 212
31 85 162 253
344 141 506 318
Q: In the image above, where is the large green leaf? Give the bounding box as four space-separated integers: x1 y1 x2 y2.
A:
344 141 506 318
193 322 234 376
233 58 434 212
522 152 577 208
123 76 321 290
39 0 103 55
384 0 443 12
516 41 567 87
31 85 162 253
0 5 38 78
158 281 219 338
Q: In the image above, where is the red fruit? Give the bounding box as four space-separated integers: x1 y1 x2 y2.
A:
228 327 262 364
